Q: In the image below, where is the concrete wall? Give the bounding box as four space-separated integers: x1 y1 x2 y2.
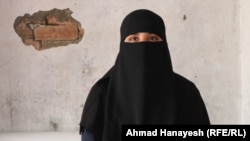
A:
0 0 248 132
240 0 250 124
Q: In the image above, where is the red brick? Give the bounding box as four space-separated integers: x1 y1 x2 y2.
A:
34 25 78 41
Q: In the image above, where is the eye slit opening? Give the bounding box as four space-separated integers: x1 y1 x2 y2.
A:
124 33 163 43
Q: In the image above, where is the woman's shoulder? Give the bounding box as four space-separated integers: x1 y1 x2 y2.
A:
88 67 113 95
83 74 110 110
173 72 203 99
174 73 197 88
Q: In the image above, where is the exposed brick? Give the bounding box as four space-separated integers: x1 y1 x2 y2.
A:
13 8 84 50
34 25 78 41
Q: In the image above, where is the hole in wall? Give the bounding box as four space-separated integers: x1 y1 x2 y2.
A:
13 8 84 50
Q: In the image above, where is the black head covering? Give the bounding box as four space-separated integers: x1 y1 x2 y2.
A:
80 9 210 141
120 9 166 41
102 9 177 140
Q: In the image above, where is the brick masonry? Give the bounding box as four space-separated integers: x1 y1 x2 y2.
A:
34 25 78 41
13 8 84 50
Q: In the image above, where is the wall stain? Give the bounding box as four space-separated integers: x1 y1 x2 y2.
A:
50 121 58 131
183 15 187 21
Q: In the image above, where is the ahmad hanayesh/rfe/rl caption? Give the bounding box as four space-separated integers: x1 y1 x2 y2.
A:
125 128 204 138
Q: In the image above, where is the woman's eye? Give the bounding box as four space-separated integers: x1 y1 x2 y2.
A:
149 36 160 41
129 37 139 42
150 37 157 41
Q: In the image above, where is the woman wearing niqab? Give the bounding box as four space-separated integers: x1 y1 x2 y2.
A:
80 9 210 141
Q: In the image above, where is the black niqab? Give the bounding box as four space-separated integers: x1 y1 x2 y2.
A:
80 9 210 141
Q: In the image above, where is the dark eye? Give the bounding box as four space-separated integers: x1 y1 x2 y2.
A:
124 35 139 43
130 37 139 42
149 35 162 42
150 37 158 41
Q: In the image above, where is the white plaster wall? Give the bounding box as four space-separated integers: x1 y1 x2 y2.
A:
240 0 250 124
0 132 80 141
0 0 245 132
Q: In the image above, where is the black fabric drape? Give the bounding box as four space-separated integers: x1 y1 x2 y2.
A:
80 9 210 141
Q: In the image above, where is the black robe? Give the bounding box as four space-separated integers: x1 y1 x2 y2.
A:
80 9 210 141
80 70 210 141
